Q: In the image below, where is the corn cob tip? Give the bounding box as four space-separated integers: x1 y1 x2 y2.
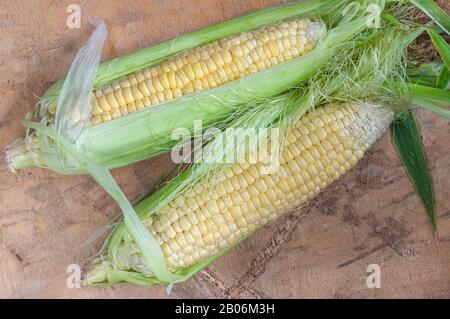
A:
82 257 112 285
3 138 39 173
3 145 16 173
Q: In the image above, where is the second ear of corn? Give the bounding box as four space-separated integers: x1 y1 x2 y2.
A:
85 102 393 282
87 18 324 125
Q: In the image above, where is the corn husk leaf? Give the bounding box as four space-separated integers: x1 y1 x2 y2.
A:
407 62 445 86
391 111 436 228
427 28 450 70
413 96 450 120
410 0 450 35
437 65 450 88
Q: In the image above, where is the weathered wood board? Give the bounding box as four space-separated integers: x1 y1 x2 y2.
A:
0 0 449 298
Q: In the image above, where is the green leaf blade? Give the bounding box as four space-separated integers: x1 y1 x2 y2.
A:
427 28 450 71
437 65 450 89
410 0 450 35
414 98 450 120
391 111 436 228
408 83 450 104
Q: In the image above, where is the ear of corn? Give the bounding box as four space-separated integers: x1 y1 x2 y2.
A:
5 0 378 173
89 19 324 125
38 0 344 118
85 102 393 285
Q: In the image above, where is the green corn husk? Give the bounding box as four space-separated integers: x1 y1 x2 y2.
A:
6 0 382 174
84 21 431 286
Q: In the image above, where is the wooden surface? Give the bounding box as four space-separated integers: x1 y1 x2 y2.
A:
0 0 449 299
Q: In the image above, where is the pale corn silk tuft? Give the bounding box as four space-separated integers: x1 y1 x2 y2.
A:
112 102 393 276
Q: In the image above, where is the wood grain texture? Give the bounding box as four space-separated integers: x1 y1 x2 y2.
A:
0 0 449 299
